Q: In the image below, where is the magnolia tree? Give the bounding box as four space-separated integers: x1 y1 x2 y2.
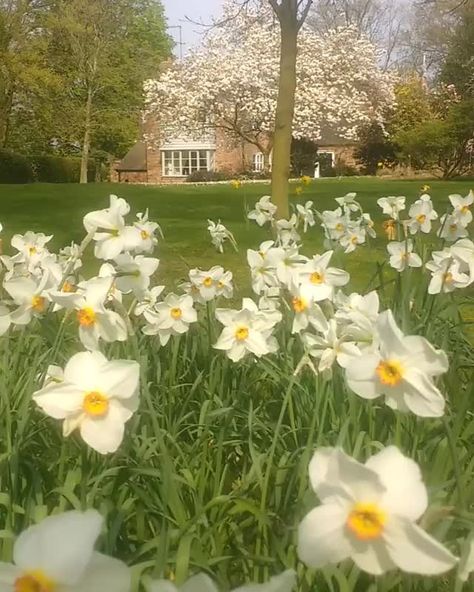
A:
145 1 395 208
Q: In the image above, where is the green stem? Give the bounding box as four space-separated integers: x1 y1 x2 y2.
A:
442 415 466 510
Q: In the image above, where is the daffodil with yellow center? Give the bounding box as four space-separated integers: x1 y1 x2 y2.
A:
33 351 139 455
416 214 426 223
170 307 182 320
203 276 213 288
31 295 46 313
0 510 131 592
15 570 56 592
83 391 109 417
235 326 249 341
346 502 386 541
292 296 307 313
140 229 150 240
77 307 96 327
310 271 324 284
376 359 404 386
61 281 76 293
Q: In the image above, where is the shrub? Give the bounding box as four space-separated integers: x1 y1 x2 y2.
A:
186 170 230 182
240 170 271 180
0 149 35 183
333 162 359 176
30 155 97 183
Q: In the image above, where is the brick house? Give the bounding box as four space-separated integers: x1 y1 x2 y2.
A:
112 118 359 184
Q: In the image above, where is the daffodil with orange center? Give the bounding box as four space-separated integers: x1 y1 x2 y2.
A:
345 309 448 417
298 446 458 575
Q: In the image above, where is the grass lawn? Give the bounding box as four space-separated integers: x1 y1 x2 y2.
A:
0 177 472 293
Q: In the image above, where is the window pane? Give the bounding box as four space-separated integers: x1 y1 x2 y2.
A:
182 152 190 176
199 150 207 169
208 151 215 171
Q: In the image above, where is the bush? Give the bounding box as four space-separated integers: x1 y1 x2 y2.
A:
240 170 271 180
30 155 97 183
0 149 35 183
186 170 230 183
333 162 359 176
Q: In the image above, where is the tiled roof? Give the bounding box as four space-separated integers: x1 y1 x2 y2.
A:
116 142 147 171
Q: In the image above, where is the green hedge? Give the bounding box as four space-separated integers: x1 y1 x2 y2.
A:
0 150 102 183
0 150 35 183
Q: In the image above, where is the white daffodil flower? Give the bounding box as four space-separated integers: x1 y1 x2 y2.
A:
11 231 53 267
258 286 282 311
188 266 233 302
438 213 469 242
451 238 474 281
450 191 473 226
339 224 366 253
113 253 160 297
335 192 360 213
296 201 315 233
334 291 379 347
50 277 127 351
207 219 237 253
33 351 139 454
426 251 470 294
0 303 11 336
247 245 280 295
130 209 162 254
302 318 361 375
361 213 377 238
214 298 282 362
458 532 474 582
0 510 130 592
148 570 296 592
42 364 64 387
334 290 380 326
377 196 406 220
298 251 350 302
58 242 82 273
387 240 422 272
267 244 307 287
407 195 438 235
289 284 326 334
275 215 300 247
247 195 277 226
143 293 197 345
4 273 50 325
83 195 132 260
134 286 165 317
345 310 448 417
320 207 349 240
298 446 458 575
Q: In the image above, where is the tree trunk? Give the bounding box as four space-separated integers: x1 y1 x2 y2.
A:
80 89 93 184
271 18 298 219
263 149 272 175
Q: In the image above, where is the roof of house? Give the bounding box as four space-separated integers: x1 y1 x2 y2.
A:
318 128 356 147
116 142 147 171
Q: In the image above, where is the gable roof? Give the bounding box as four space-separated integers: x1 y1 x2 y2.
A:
116 142 147 171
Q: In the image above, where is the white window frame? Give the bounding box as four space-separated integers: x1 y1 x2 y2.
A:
161 149 215 177
253 152 265 172
317 150 336 168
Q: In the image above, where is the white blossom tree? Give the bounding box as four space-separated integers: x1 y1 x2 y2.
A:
145 0 394 214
